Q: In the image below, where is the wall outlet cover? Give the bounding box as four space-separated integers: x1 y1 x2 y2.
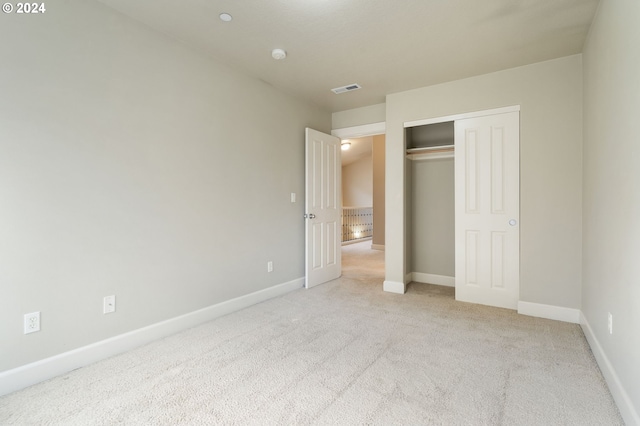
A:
24 312 41 334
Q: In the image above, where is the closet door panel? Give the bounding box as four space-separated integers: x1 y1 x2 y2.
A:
455 111 519 310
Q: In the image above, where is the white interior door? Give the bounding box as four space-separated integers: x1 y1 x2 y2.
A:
305 128 341 288
454 111 519 309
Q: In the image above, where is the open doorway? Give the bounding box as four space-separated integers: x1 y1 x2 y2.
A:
341 136 373 245
303 124 386 290
339 133 385 283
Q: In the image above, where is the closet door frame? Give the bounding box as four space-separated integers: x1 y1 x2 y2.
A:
404 105 520 309
404 106 520 129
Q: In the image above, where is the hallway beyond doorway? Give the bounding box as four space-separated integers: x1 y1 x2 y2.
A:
341 240 384 283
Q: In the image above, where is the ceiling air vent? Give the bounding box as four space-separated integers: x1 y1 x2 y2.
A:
331 83 361 94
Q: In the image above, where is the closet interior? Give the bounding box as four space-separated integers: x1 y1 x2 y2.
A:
406 121 455 284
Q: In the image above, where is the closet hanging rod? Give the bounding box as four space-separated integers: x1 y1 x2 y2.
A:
406 144 454 154
406 145 454 161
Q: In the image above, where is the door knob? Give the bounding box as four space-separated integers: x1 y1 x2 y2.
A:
509 219 517 226
308 214 316 219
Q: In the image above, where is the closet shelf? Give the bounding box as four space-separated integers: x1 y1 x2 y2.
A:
406 145 454 160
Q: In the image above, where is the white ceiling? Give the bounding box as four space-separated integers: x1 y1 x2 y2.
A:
95 0 599 113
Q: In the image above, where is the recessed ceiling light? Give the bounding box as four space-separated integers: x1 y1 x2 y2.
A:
271 48 287 60
341 142 351 151
219 13 233 22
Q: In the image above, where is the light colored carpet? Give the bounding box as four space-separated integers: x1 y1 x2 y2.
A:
0 241 623 425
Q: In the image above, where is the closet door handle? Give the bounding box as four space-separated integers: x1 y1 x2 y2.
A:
509 219 517 226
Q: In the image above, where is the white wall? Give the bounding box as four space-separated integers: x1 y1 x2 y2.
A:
0 0 330 372
342 156 373 207
332 103 386 130
385 55 583 306
582 0 640 422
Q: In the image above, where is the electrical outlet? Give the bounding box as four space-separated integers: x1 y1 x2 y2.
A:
608 312 613 334
267 261 273 273
103 295 116 314
24 312 40 334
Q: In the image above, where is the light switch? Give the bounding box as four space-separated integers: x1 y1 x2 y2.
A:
290 193 296 203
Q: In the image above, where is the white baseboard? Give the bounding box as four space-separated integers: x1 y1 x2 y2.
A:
411 273 455 287
383 280 406 294
517 301 580 323
0 277 304 397
581 312 640 426
341 237 372 246
371 244 385 251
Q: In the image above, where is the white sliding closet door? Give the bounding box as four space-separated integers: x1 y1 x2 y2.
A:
454 111 519 309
